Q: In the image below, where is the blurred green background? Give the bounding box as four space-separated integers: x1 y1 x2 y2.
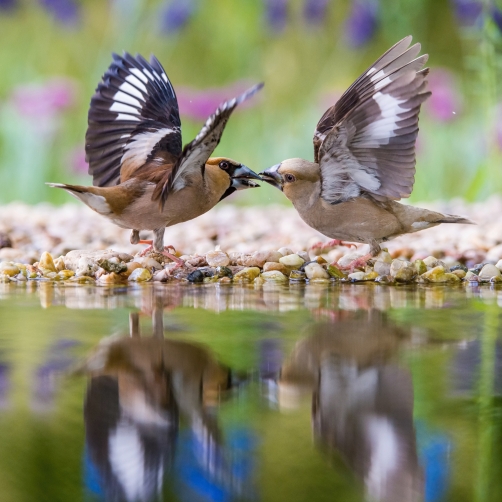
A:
0 0 501 206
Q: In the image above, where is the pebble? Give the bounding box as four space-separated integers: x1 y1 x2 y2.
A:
479 264 501 280
263 262 288 274
128 268 152 282
38 252 56 274
265 251 283 263
261 271 288 283
337 252 364 269
206 247 230 267
390 259 416 282
241 251 270 268
496 259 502 271
327 264 346 279
289 270 306 281
0 262 20 277
233 267 261 282
348 271 365 281
277 247 294 257
304 263 330 280
279 254 304 268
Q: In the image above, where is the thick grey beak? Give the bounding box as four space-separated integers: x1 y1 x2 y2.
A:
231 178 260 190
231 164 262 183
259 164 283 191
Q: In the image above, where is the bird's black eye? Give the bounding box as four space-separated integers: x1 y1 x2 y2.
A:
285 173 296 183
219 161 230 170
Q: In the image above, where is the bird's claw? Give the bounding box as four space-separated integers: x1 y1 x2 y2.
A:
336 253 373 273
311 239 357 252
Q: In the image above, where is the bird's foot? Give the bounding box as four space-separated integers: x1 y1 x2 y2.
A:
336 253 373 273
138 240 183 265
311 239 357 252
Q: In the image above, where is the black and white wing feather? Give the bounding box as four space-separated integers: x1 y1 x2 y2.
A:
314 36 430 203
154 83 263 206
86 53 182 187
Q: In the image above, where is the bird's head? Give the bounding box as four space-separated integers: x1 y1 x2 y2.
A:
259 158 319 201
206 157 261 200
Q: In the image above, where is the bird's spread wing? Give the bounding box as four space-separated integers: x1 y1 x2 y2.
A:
86 53 182 187
153 83 263 207
314 36 431 204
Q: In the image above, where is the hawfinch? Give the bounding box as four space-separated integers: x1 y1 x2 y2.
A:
260 37 471 269
48 53 262 261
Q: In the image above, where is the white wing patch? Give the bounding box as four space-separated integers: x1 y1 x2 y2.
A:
352 92 406 148
121 128 176 167
110 102 140 115
113 90 142 108
125 74 147 93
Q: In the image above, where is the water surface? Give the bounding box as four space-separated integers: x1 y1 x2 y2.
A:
0 282 501 502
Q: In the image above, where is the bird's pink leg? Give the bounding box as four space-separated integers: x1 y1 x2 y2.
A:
336 253 373 273
311 239 357 252
138 239 184 265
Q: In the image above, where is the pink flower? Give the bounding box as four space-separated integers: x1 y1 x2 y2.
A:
69 146 88 175
11 77 77 119
424 69 463 122
176 81 261 121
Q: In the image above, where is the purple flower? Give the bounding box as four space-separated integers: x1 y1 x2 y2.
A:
344 0 378 48
303 0 330 25
424 68 463 122
0 0 18 12
492 6 502 32
450 0 482 27
176 81 261 121
160 0 197 33
39 0 80 26
264 0 289 32
11 77 77 119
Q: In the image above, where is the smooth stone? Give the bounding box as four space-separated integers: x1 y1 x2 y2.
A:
124 262 142 277
390 259 416 282
315 256 328 265
309 278 331 284
153 269 171 282
374 260 391 277
215 266 233 278
304 263 329 280
413 259 427 275
206 248 230 267
15 273 27 282
265 251 282 263
58 270 75 280
233 267 261 282
376 250 392 263
337 253 364 269
363 270 379 280
444 273 461 283
253 276 266 286
421 266 447 283
296 251 310 263
289 270 306 281
452 269 466 279
0 262 20 277
38 252 56 273
263 262 288 274
241 251 270 268
98 272 124 284
279 254 304 268
479 264 501 280
490 276 502 283
53 256 66 272
128 268 152 282
98 258 128 274
219 276 232 284
464 271 479 282
133 257 163 270
327 264 346 279
450 264 468 273
496 259 502 272
0 273 11 283
277 247 294 257
64 250 132 276
187 270 205 283
261 271 288 283
422 256 439 268
348 271 365 281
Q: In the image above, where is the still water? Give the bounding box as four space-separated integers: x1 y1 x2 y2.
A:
0 281 501 502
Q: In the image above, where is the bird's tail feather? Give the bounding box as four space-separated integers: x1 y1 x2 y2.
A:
435 214 474 225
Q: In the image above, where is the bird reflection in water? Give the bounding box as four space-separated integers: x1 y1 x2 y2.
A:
279 310 424 502
81 299 252 502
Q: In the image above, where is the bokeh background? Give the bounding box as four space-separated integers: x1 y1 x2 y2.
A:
0 0 500 206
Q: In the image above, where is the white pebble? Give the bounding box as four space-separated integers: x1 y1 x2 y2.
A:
304 263 329 280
